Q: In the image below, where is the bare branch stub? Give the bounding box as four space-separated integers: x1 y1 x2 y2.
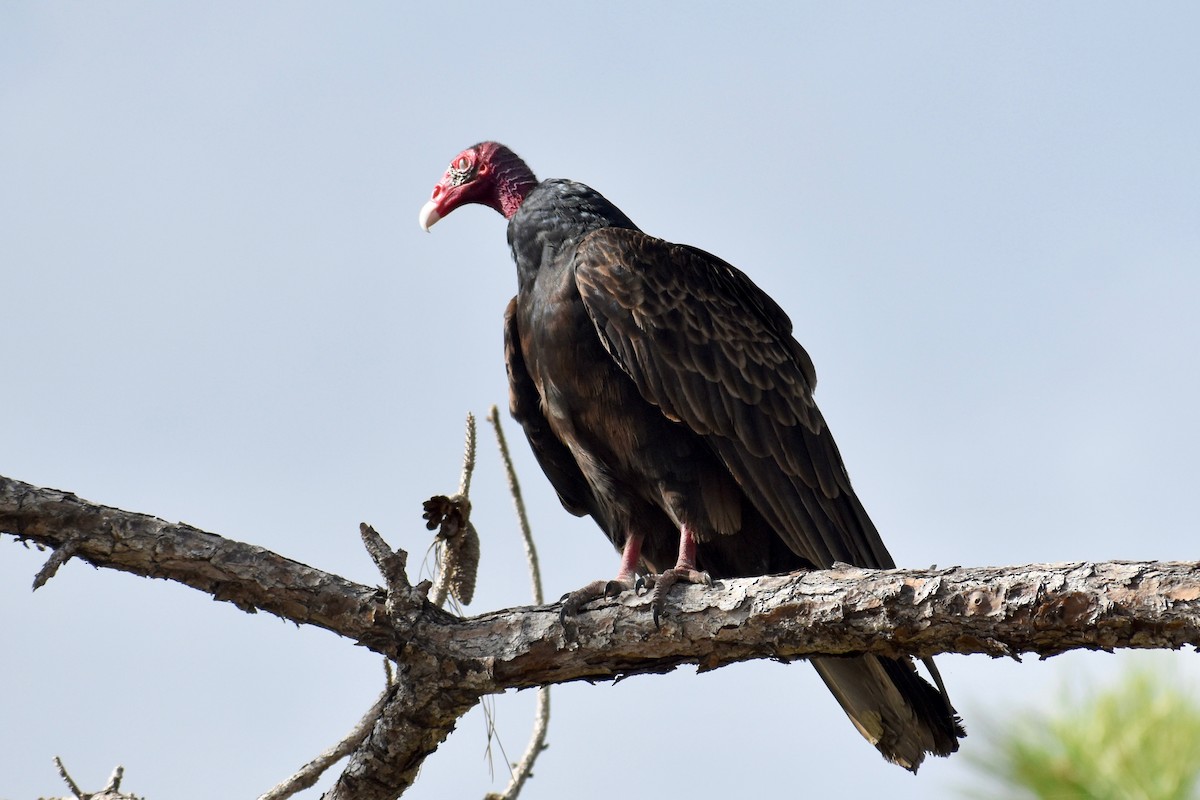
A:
360 522 410 591
359 522 432 648
48 758 141 800
33 537 79 589
103 765 125 793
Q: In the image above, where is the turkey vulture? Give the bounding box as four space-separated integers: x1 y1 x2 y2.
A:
419 142 964 770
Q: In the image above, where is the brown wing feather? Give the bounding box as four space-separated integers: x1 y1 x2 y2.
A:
503 296 599 522
573 228 894 569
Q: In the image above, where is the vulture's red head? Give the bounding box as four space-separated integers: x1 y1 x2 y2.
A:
418 142 538 231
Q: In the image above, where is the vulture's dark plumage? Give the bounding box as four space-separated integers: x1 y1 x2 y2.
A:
420 142 964 771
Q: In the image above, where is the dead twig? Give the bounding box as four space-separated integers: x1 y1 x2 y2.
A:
33 537 78 590
53 756 86 800
48 758 139 800
487 406 543 606
485 406 551 800
258 661 397 800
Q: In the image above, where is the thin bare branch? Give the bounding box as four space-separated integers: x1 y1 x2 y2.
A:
487 406 543 605
53 756 86 800
322 652 484 800
484 686 550 800
459 411 477 497
259 661 397 800
485 407 552 800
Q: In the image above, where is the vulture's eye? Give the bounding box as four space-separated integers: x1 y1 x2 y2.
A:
455 156 471 171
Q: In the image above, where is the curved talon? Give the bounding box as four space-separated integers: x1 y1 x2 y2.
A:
648 567 713 628
603 580 627 599
558 590 578 625
559 577 636 625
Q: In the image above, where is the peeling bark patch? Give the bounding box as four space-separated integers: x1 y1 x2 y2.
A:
1034 592 1094 629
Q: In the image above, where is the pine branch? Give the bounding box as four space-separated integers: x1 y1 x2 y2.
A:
5 473 1200 800
0 475 403 656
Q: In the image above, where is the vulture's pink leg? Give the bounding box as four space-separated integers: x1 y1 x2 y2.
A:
641 523 712 627
559 533 644 622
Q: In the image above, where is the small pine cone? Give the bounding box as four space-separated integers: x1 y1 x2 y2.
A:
442 520 480 606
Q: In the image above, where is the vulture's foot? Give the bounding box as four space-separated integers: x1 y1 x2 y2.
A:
560 534 644 628
639 567 713 627
558 576 636 624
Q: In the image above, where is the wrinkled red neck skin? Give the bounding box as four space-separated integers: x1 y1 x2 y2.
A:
480 142 538 218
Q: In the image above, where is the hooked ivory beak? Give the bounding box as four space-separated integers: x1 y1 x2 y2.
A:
418 199 441 232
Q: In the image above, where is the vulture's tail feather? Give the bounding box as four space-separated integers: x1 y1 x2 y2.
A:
810 654 965 772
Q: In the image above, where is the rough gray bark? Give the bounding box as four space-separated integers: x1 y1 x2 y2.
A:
4 474 1200 799
3 476 403 654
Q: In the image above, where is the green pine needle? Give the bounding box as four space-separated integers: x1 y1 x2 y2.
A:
964 659 1200 800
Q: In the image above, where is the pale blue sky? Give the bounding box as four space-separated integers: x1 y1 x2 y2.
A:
3 4 1199 798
